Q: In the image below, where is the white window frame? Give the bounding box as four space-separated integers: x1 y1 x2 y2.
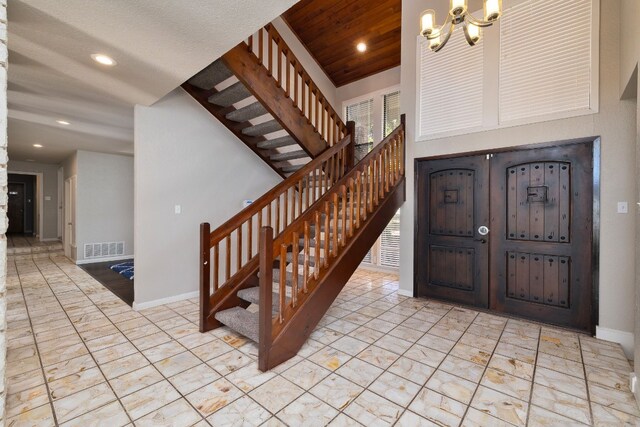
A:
415 0 600 142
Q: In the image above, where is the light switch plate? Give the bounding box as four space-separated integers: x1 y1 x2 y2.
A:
174 205 181 214
618 202 628 214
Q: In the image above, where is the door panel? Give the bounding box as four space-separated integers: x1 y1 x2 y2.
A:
490 143 593 332
416 156 490 307
8 183 25 233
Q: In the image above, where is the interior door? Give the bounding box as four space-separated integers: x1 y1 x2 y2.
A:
416 155 490 307
490 142 593 332
64 177 76 258
8 183 25 233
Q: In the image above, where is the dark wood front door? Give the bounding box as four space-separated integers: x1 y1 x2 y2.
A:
416 141 595 332
415 155 490 308
8 183 25 233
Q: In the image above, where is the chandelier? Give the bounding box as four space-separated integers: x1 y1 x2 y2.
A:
421 0 502 52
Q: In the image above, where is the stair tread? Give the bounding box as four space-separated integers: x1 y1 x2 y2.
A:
225 102 268 123
188 59 233 90
237 287 291 306
270 150 310 162
208 82 252 107
281 164 305 173
242 120 283 136
256 136 298 149
214 307 259 342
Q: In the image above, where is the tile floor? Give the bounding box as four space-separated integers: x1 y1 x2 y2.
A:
5 253 640 426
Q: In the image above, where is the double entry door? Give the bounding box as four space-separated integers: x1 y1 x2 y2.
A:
415 141 595 332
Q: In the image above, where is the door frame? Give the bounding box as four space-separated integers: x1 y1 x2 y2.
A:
8 171 44 240
413 136 601 334
64 175 77 260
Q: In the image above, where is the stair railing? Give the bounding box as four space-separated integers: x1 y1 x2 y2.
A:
200 123 355 331
258 116 405 370
245 24 348 147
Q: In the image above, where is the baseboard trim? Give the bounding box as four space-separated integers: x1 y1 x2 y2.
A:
41 238 61 242
76 255 134 265
596 326 634 360
398 289 413 297
133 290 199 311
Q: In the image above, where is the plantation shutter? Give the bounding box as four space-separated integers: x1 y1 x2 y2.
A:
383 91 401 137
499 0 593 123
418 31 484 137
346 99 374 162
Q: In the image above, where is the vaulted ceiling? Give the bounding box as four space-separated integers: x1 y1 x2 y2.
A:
283 0 401 87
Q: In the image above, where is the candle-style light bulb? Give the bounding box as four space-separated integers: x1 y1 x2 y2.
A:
450 0 467 16
484 0 502 21
421 10 436 36
467 23 480 42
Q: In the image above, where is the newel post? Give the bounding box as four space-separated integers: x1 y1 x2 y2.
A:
199 222 211 333
346 120 356 170
258 226 274 371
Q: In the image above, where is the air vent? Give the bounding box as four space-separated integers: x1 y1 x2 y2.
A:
84 241 125 259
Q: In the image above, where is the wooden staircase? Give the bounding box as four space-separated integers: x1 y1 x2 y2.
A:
199 115 406 371
183 24 347 177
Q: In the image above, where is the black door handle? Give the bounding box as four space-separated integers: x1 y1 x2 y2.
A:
474 238 487 244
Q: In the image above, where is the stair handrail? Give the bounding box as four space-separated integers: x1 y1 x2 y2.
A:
258 115 406 370
245 24 348 147
200 122 355 329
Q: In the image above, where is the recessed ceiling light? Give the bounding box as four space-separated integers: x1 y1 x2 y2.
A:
56 120 70 125
91 53 117 66
356 42 367 53
33 144 43 148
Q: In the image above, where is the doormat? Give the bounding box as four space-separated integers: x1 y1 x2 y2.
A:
110 261 134 280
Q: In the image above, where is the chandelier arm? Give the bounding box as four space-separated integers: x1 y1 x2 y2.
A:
465 13 495 28
462 22 477 47
433 21 455 52
426 13 452 40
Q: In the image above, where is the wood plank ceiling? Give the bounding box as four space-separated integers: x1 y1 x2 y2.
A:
282 0 401 87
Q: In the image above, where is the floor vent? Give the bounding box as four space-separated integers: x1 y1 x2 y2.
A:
84 241 125 259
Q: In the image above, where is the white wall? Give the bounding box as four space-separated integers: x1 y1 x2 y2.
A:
336 66 401 110
75 151 134 263
7 160 59 240
134 89 281 307
271 17 339 110
400 0 637 351
621 0 640 97
61 152 77 180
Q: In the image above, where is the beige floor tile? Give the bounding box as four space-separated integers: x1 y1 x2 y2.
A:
135 398 202 427
327 413 364 426
528 405 588 427
408 388 466 426
110 365 164 398
309 346 352 371
395 410 439 427
186 378 244 416
589 383 640 417
344 390 403 426
53 382 117 423
480 368 531 401
426 369 477 405
470 386 528 427
335 357 384 387
120 380 180 420
531 383 591 425
536 352 585 379
330 336 370 356
369 371 421 407
59 401 130 427
278 392 339 427
310 373 364 410
6 384 50 418
450 343 492 367
6 403 56 427
99 352 150 380
282 359 332 390
461 407 514 427
206 348 254 376
534 366 588 400
404 343 448 368
169 363 220 395
49 366 106 401
206 395 271 426
225 363 277 392
249 375 305 413
190 338 234 362
387 356 435 386
591 402 640 425
438 355 485 383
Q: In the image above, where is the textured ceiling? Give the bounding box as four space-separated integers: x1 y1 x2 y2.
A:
7 0 299 163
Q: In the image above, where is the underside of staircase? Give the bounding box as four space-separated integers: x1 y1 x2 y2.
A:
183 24 345 178
193 24 406 372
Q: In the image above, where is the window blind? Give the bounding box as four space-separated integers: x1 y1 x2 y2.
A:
346 99 374 162
499 0 593 123
418 31 484 137
383 91 401 137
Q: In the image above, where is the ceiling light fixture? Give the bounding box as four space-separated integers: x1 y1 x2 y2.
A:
33 144 43 148
56 120 70 125
356 42 367 53
421 0 502 52
91 53 117 66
